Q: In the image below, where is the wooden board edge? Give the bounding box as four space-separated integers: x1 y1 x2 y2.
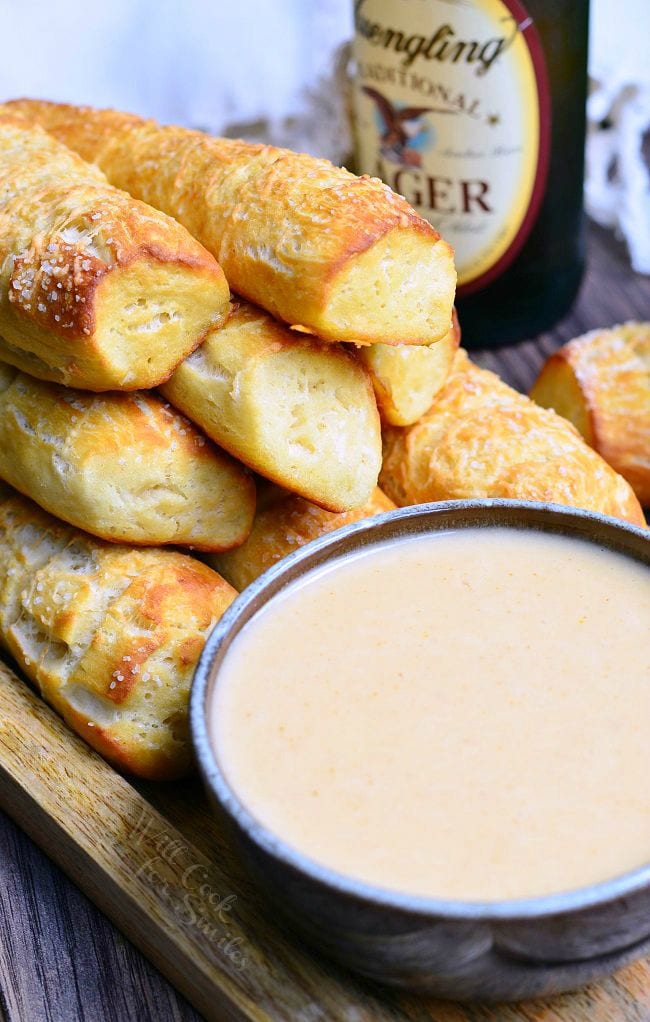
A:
0 659 268 1022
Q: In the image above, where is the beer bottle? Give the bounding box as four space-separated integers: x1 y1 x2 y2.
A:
352 0 589 348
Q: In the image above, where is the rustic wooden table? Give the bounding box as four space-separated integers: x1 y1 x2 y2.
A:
0 222 649 1022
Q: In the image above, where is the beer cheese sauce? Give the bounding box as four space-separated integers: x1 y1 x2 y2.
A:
211 527 650 902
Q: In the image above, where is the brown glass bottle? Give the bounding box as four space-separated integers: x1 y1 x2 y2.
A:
352 0 590 349
456 0 589 348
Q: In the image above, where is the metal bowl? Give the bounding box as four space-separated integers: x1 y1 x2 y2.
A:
191 500 650 1002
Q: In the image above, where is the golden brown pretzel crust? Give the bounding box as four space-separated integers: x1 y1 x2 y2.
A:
0 364 255 550
0 108 229 389
0 492 237 778
9 99 456 346
209 484 395 590
380 350 646 527
530 322 650 507
160 299 382 512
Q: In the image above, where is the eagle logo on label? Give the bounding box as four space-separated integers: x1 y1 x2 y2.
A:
361 85 441 168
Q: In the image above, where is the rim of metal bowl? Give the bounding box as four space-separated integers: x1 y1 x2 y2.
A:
190 498 650 922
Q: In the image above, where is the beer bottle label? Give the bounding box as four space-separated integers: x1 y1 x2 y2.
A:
352 0 550 292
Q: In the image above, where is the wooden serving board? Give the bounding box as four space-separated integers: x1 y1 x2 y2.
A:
1 657 649 1022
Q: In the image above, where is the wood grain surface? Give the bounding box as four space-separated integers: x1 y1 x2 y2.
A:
0 223 649 1022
